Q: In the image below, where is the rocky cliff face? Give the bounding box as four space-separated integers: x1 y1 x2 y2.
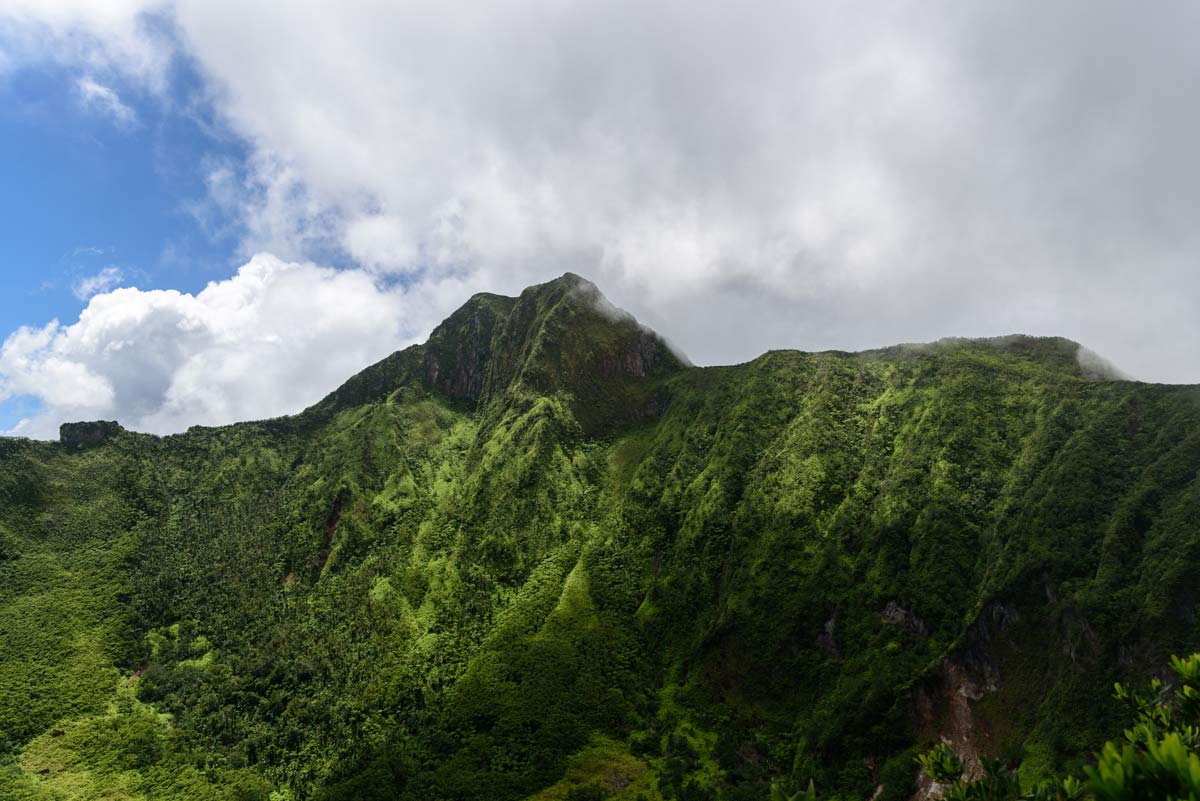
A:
422 292 516 403
58 420 124 449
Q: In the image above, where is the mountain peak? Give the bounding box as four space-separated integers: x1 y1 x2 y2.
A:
311 273 686 432
555 270 592 286
478 273 685 429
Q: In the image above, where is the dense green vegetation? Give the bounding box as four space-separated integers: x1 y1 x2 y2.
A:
0 273 1197 800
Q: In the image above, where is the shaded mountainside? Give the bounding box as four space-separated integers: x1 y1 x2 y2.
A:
0 273 1198 801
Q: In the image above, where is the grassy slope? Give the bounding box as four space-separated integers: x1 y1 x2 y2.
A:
0 277 1197 801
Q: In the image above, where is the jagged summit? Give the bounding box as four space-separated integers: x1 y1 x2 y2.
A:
309 272 686 432
475 272 684 395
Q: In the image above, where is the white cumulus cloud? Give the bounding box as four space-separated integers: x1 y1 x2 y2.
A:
1 255 477 438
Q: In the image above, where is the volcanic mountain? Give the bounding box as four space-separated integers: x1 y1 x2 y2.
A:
1 273 1198 801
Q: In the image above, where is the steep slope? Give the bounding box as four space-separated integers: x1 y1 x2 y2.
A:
0 274 1197 801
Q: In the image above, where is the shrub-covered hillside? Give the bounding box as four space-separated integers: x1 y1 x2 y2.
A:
0 273 1197 801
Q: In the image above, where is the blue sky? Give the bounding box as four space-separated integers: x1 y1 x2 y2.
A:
0 60 237 305
0 58 240 428
1 2 1198 437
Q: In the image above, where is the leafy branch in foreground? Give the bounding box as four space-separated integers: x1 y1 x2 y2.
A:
1086 653 1200 801
770 778 816 801
907 652 1200 801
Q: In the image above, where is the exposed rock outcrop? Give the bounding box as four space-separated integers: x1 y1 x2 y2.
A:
59 420 123 450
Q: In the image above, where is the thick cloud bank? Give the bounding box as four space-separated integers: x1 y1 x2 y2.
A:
2 1 1199 436
0 256 467 437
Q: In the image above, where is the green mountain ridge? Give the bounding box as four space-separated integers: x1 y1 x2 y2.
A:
1 273 1198 801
